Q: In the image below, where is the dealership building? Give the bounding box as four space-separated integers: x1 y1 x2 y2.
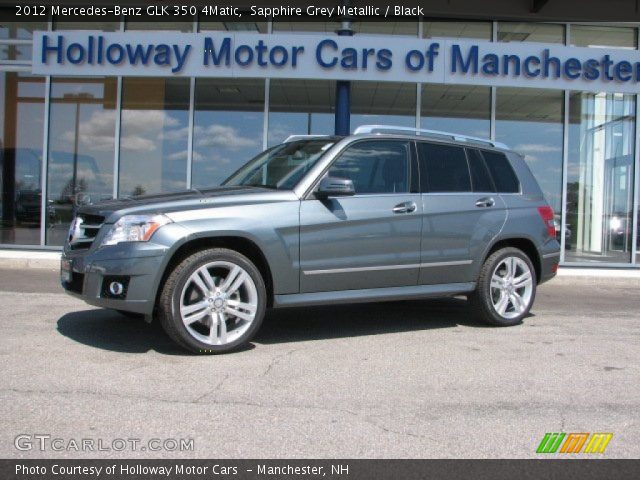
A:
1 9 640 269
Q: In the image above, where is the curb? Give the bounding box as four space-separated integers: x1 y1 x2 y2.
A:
0 251 61 271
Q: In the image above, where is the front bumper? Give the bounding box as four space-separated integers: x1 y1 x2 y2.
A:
61 244 168 315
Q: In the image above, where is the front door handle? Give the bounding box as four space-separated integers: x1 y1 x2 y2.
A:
393 201 417 214
475 197 495 208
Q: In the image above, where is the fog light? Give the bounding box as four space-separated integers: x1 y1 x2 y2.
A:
109 281 124 296
101 275 129 299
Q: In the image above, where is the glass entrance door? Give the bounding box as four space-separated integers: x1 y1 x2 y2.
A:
603 155 633 255
565 92 636 264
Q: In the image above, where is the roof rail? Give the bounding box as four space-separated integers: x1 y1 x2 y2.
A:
353 125 509 149
284 134 330 143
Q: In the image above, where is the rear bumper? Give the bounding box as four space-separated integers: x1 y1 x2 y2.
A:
539 250 560 285
61 249 165 315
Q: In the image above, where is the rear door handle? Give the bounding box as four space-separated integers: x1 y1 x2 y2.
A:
393 201 417 214
475 197 495 208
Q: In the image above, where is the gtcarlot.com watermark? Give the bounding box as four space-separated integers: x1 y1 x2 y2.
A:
15 434 194 452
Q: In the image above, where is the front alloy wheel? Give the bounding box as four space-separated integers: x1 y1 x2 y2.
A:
159 248 266 353
180 262 258 346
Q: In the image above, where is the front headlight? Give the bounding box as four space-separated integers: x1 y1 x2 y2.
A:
100 214 172 247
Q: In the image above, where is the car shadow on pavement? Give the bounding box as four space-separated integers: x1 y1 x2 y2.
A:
57 298 513 354
57 309 187 355
255 297 497 345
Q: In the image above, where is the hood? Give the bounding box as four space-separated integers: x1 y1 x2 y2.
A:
77 186 294 223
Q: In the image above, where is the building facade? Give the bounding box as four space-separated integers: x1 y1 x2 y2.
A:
1 17 640 268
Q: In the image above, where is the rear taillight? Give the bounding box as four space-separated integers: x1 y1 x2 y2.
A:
537 206 556 238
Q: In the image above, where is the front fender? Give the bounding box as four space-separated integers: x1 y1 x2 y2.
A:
148 202 301 304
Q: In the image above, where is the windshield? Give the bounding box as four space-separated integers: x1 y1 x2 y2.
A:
222 140 335 190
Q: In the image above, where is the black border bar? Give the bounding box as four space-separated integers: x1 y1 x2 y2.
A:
2 459 640 480
3 0 640 23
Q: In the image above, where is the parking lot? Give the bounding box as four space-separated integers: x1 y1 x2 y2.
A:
0 267 638 458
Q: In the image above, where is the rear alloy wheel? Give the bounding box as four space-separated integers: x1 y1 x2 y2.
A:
471 247 536 326
159 248 266 353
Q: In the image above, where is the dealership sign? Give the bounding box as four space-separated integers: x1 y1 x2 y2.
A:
33 32 640 94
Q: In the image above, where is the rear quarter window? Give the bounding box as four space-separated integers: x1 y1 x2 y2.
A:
481 150 520 193
466 149 495 193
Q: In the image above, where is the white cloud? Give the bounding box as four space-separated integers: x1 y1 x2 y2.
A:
61 109 187 153
195 124 258 150
166 150 188 161
62 110 116 152
165 150 205 163
159 126 190 142
514 143 562 153
120 110 182 151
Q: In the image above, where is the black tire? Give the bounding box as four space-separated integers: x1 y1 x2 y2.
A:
158 248 267 354
470 247 536 326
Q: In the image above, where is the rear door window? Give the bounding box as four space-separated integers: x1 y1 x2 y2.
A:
417 142 471 193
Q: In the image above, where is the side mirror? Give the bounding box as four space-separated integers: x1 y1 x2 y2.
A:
316 176 355 199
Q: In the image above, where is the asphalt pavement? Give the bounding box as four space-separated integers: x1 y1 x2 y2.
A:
0 268 638 458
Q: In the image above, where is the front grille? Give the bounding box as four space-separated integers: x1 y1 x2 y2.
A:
69 213 105 250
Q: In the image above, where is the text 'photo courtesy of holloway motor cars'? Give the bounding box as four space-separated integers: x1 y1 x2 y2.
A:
61 125 560 353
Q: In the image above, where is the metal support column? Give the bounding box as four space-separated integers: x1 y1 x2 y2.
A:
334 16 353 136
559 23 571 263
490 21 497 142
39 16 53 246
632 26 640 265
560 91 570 263
39 76 51 246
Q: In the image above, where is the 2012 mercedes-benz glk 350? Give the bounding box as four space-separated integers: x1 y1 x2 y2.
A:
61 125 560 353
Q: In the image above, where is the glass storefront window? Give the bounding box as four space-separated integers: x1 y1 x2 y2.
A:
351 81 416 132
272 22 333 33
119 78 190 197
570 25 637 49
199 21 267 33
46 77 117 246
498 22 564 43
268 79 334 146
566 92 636 264
637 176 640 265
54 20 120 31
0 73 45 245
423 21 492 40
496 88 564 213
274 21 419 36
125 19 194 32
356 22 418 36
192 79 265 188
0 21 47 61
421 84 491 139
